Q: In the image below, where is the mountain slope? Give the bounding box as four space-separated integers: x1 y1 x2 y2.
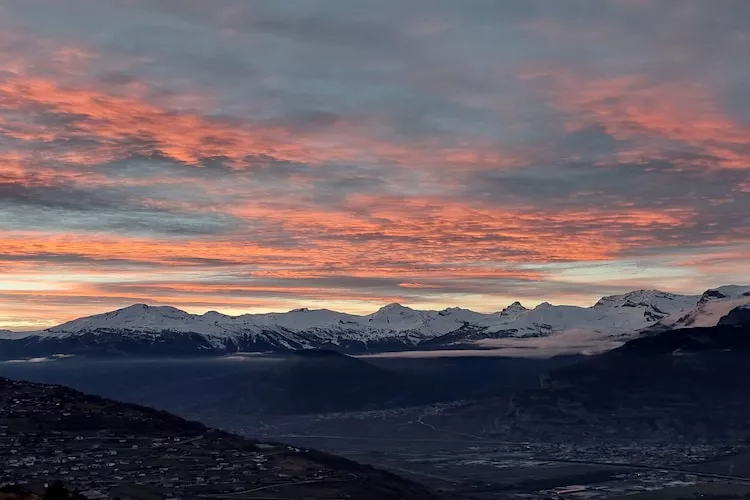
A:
244 350 409 415
492 307 750 441
653 285 750 330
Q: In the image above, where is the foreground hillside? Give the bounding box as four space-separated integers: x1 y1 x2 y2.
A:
0 377 452 500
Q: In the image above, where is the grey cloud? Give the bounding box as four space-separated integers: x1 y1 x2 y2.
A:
0 251 245 268
102 154 235 178
468 157 750 208
0 204 238 236
0 253 141 266
97 72 139 86
0 181 118 212
464 156 750 251
556 126 625 158
267 110 343 132
0 175 243 236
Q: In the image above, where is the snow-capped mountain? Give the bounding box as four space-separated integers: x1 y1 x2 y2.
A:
49 304 210 335
499 301 528 319
53 302 485 346
655 285 750 330
0 302 489 357
430 290 699 345
0 286 745 359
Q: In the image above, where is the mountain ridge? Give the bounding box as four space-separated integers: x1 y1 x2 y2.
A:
0 285 747 359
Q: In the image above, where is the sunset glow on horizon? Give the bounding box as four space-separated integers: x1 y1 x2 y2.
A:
1 1 749 329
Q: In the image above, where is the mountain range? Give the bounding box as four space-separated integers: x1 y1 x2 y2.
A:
0 285 748 359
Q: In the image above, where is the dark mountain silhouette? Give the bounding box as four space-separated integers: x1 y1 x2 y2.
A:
0 352 581 418
498 310 750 441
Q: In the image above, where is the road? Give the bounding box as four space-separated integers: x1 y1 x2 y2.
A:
198 473 359 499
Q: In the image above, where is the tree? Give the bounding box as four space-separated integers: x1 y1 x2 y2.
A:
42 481 70 500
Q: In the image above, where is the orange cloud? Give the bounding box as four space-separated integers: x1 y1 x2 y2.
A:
0 71 518 173
522 69 750 170
0 191 694 286
0 192 722 329
0 25 527 178
221 193 697 266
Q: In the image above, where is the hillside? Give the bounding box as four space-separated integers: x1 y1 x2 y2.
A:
496 307 750 441
0 353 579 419
0 377 453 499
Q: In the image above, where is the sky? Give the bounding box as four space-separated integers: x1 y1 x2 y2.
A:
1 0 749 329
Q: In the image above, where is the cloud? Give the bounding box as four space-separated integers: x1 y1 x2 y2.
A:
0 1 748 327
362 328 623 359
0 169 241 235
523 71 750 170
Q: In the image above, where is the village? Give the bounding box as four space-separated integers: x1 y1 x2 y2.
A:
0 378 381 500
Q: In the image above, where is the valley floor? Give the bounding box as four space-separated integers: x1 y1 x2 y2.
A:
201 406 750 499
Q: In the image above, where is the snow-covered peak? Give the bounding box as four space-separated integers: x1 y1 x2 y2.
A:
527 304 588 322
202 311 231 321
375 303 413 314
499 301 528 320
48 304 204 334
367 303 423 328
436 307 484 321
660 285 750 329
503 301 527 312
593 289 695 310
698 285 750 304
361 303 487 335
713 285 750 297
248 309 357 330
478 291 698 341
440 306 466 314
